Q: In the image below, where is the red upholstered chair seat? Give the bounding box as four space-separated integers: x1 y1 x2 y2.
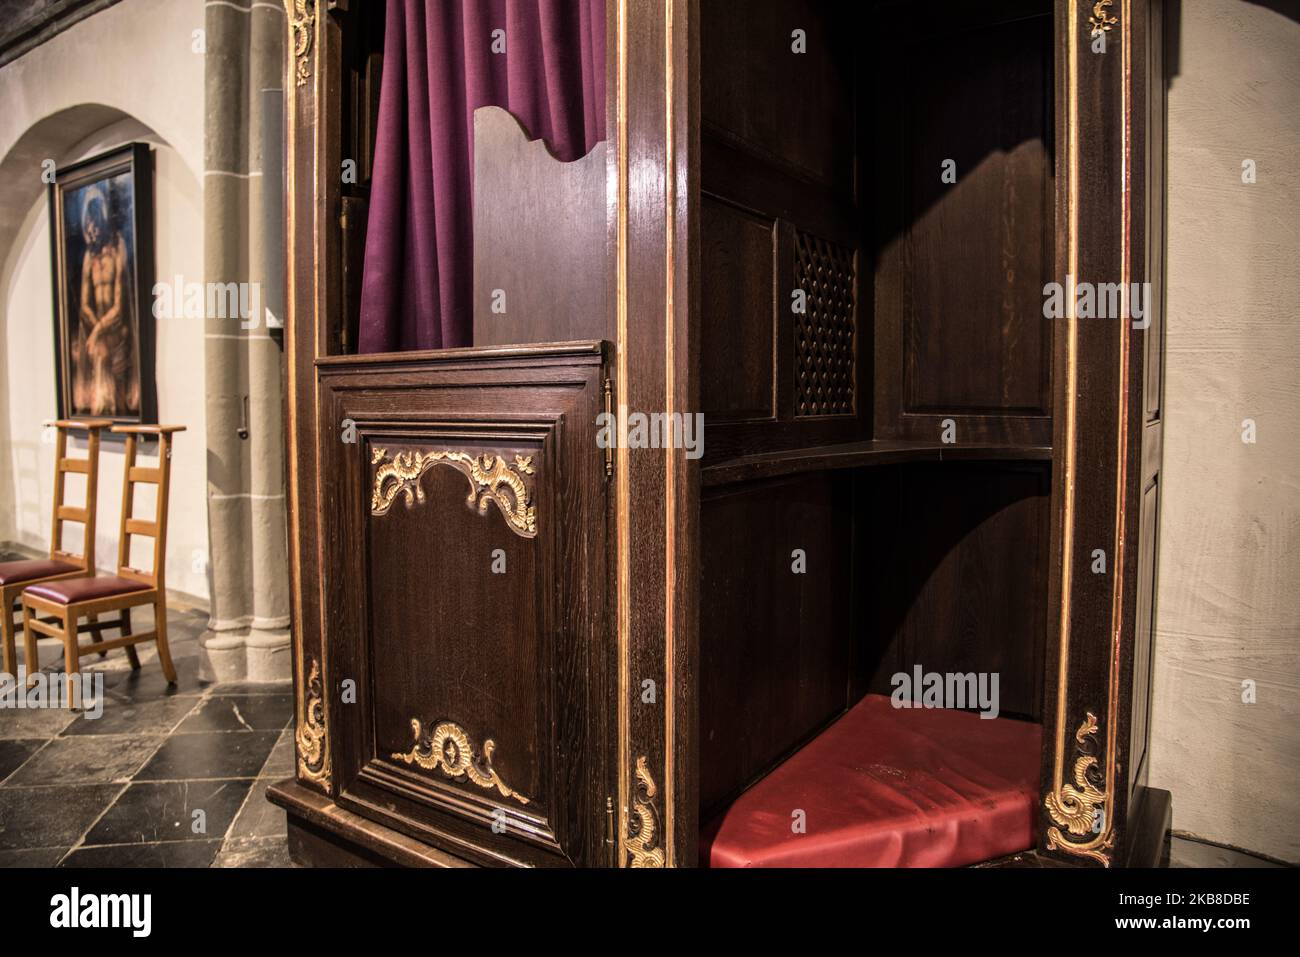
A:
23 575 149 605
0 558 79 586
702 694 1042 868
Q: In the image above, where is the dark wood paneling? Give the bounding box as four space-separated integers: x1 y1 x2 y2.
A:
700 197 776 420
902 20 1052 415
366 446 546 807
316 343 610 867
874 7 1055 445
699 0 866 465
699 473 852 815
1039 0 1168 867
473 106 608 347
860 463 1051 723
701 0 854 191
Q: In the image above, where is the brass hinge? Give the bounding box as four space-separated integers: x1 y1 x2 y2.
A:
605 796 617 867
602 376 614 479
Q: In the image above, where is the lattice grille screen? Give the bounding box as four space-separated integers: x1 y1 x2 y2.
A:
793 231 856 417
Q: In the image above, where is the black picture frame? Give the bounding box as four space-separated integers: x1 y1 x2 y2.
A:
48 142 157 427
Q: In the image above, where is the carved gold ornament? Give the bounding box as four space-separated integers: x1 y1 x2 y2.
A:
370 447 538 538
296 658 331 785
392 718 531 805
285 0 316 87
626 756 666 868
1088 0 1117 36
1044 713 1114 866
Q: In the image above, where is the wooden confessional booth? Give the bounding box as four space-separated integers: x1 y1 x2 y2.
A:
269 0 1171 868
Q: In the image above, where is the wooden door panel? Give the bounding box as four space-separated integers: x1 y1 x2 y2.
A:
316 344 610 867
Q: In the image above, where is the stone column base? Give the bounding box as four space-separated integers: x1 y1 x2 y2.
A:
200 628 292 684
246 628 292 682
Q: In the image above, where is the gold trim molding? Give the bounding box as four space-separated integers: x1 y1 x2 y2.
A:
1044 0 1132 870
392 719 531 806
625 756 665 868
370 447 538 538
296 658 331 786
285 0 315 87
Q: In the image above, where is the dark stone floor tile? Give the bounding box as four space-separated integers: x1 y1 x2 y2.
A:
225 776 286 842
85 779 253 846
213 835 296 868
0 706 77 739
98 657 207 703
135 730 279 781
175 694 292 733
259 728 295 779
0 846 69 867
4 734 162 786
0 739 44 784
60 839 223 868
0 784 122 850
60 696 201 737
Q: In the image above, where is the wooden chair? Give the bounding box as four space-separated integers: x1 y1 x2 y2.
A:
21 425 186 695
0 419 113 677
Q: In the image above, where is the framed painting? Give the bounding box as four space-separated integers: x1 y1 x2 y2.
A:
48 143 156 425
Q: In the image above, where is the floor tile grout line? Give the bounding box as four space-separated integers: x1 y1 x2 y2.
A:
56 781 131 867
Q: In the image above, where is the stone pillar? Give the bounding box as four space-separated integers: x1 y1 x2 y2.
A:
201 1 290 683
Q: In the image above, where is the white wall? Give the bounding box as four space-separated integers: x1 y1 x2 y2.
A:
0 0 208 599
1150 0 1300 862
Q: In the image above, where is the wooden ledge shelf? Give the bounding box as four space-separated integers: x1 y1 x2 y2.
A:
701 440 1053 487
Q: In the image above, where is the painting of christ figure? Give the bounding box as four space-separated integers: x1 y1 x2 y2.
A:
49 143 156 425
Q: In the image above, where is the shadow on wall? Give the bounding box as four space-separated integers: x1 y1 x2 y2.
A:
1167 1 1300 85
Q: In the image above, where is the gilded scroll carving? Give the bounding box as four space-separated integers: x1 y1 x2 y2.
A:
1088 0 1117 37
626 756 666 868
285 0 315 87
296 658 331 786
370 446 538 538
392 718 531 806
1044 712 1114 866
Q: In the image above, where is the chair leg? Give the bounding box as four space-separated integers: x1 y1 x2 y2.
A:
21 599 38 685
122 608 140 670
90 612 107 658
1 591 15 678
153 598 177 685
60 608 80 708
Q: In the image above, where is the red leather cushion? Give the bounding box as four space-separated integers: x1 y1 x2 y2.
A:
0 558 79 586
23 575 150 605
702 694 1041 868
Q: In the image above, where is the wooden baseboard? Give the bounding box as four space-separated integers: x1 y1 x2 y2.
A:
1125 786 1174 868
267 777 475 868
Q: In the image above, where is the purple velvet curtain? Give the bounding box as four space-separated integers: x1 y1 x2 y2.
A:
358 0 607 353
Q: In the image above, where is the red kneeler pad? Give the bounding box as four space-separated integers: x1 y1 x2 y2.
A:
702 694 1041 868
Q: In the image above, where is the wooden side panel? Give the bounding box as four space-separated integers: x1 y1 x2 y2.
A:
316 345 610 867
1040 0 1168 867
698 474 851 815
472 106 609 347
859 464 1051 723
902 21 1053 417
700 0 853 191
698 0 864 463
700 198 775 421
874 6 1055 445
1128 478 1159 795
